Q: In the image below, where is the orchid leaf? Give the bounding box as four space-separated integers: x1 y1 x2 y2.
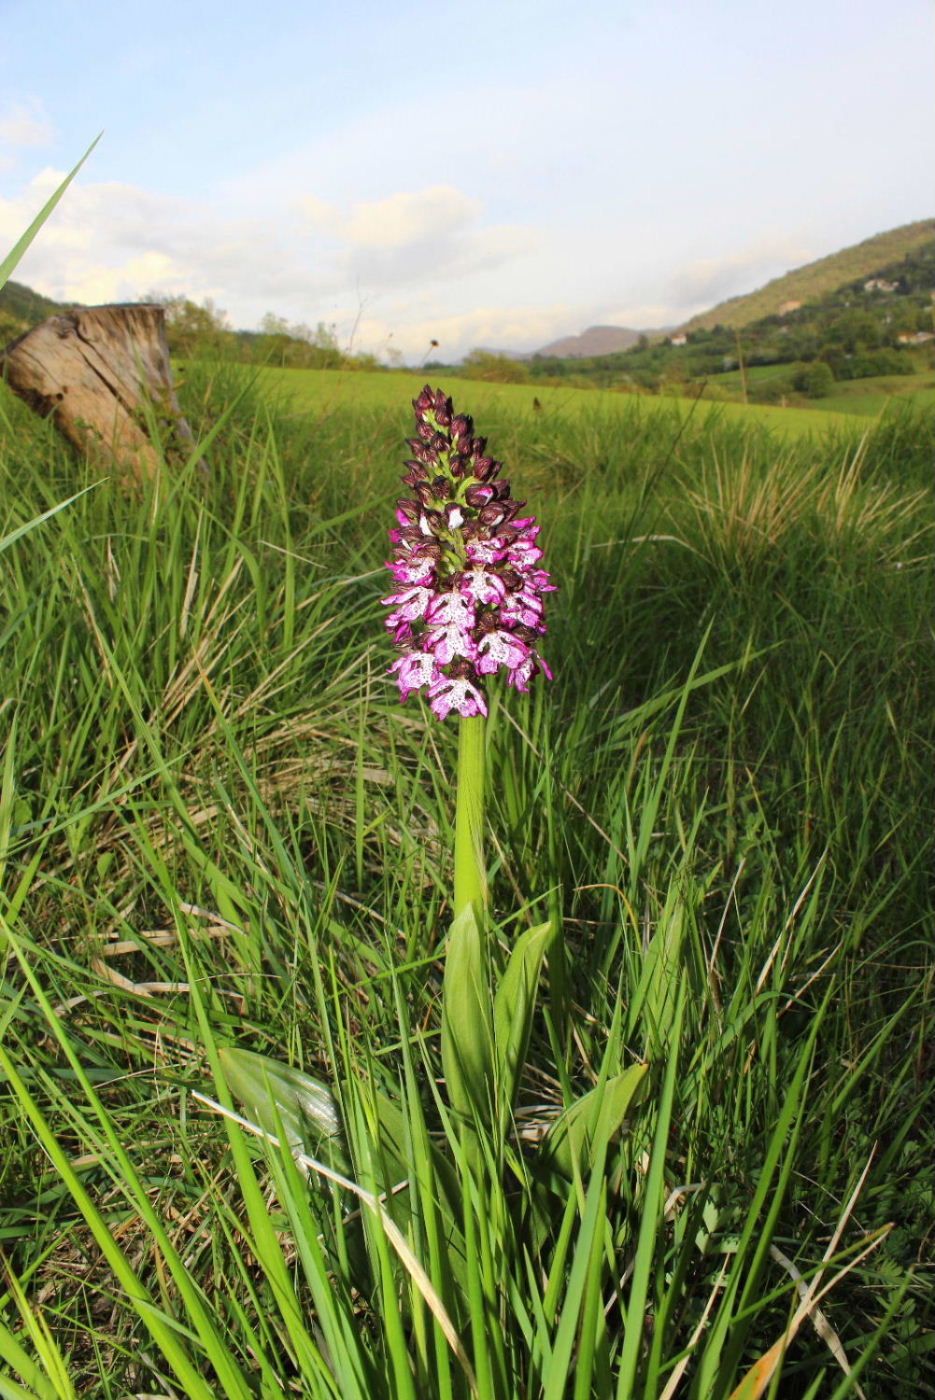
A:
441 902 494 1124
536 1062 650 1182
493 919 553 1122
366 1088 463 1228
218 1046 348 1172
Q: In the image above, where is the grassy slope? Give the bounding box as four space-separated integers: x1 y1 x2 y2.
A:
710 367 935 417
680 218 935 332
818 375 935 416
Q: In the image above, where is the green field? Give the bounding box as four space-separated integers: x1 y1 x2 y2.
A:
1 363 932 1398
818 373 935 416
257 363 864 438
702 366 935 418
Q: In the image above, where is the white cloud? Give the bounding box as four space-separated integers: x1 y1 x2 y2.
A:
1 169 315 311
296 184 535 293
666 237 814 310
1 168 543 359
344 186 481 248
344 303 582 364
0 99 54 149
0 163 827 362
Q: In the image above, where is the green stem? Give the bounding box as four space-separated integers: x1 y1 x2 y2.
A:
453 714 487 924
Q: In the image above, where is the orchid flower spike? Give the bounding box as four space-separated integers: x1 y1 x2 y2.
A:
383 386 555 720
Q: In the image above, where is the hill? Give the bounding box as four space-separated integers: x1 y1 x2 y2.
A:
536 324 651 358
449 234 934 412
679 218 934 333
0 278 71 344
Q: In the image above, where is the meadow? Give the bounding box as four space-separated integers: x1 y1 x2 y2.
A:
712 366 935 419
256 365 864 438
0 361 932 1399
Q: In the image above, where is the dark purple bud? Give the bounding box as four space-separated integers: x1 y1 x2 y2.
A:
474 611 499 635
498 566 521 590
423 509 446 536
479 502 509 526
402 460 430 485
396 499 420 523
447 656 476 680
450 414 472 441
406 439 440 468
472 457 499 482
471 437 487 457
465 482 496 507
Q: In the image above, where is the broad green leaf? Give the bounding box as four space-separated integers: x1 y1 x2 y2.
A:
537 1062 649 1181
0 136 101 292
218 1046 347 1170
493 920 553 1120
441 903 494 1123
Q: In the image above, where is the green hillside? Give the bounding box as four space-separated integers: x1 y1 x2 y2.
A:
0 278 69 344
501 234 934 410
681 218 934 332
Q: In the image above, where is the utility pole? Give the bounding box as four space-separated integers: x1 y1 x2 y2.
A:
734 327 749 405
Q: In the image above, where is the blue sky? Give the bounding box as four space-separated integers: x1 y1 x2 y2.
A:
1 0 932 362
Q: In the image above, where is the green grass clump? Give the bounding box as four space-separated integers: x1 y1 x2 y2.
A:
0 365 932 1397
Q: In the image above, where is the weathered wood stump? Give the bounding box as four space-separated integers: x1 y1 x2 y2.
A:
0 303 197 484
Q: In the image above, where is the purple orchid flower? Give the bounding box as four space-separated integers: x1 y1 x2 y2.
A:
383 386 554 719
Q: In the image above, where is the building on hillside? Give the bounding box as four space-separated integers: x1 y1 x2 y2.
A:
863 278 899 293
896 330 934 345
669 333 688 346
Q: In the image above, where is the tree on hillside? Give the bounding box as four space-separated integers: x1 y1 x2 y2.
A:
801 361 835 398
462 350 530 383
255 314 342 368
828 309 880 353
153 295 235 358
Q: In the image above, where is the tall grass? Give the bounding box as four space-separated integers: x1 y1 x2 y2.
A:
0 365 931 1397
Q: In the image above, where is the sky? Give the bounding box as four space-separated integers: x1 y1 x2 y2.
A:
0 0 932 364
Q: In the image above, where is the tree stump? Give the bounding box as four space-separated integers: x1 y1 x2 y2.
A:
0 303 197 484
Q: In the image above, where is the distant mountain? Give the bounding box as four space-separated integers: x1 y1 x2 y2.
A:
534 325 652 359
678 219 934 334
